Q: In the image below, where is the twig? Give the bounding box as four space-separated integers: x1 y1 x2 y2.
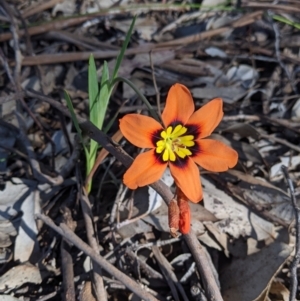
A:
152 246 189 301
269 11 298 95
21 0 63 18
152 246 180 301
0 48 16 86
44 30 120 51
60 207 76 301
36 213 160 301
109 184 127 226
0 12 99 42
17 46 158 66
184 232 222 301
27 89 224 301
149 51 161 116
0 1 22 95
16 3 49 99
281 166 300 301
260 133 300 153
103 237 131 260
0 4 186 42
243 2 300 13
135 237 180 251
180 262 196 283
5 11 262 67
79 185 107 301
126 248 164 280
159 10 263 47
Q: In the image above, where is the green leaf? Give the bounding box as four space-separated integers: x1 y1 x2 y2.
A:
85 17 136 192
64 90 83 143
111 76 160 122
97 61 110 129
88 54 100 127
273 15 300 30
88 61 110 165
112 15 137 80
64 90 89 157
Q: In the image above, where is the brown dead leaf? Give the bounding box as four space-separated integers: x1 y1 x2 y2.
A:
220 241 292 301
227 170 293 227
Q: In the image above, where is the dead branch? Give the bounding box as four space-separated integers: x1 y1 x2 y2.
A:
79 186 107 301
60 207 76 301
243 2 300 13
21 0 63 18
152 245 189 301
36 213 160 301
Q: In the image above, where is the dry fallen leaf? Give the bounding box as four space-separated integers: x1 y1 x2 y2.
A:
227 170 294 227
203 177 275 240
220 241 292 301
0 263 47 291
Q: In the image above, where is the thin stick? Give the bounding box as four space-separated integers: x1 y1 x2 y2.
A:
80 186 107 301
126 249 164 280
36 213 159 301
281 166 300 301
152 246 189 301
60 207 76 301
260 133 300 153
149 51 161 117
269 11 298 95
184 232 222 300
4 11 262 67
22 0 63 18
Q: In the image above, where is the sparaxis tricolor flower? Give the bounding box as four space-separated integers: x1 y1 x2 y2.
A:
119 83 238 203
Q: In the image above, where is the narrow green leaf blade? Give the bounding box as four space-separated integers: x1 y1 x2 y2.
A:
88 54 100 126
97 61 110 130
64 90 83 144
112 15 136 80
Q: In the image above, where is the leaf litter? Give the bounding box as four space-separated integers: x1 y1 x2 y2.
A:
0 0 300 300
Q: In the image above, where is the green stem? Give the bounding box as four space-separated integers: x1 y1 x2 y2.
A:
111 76 161 122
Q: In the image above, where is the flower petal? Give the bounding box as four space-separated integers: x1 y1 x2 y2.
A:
124 150 167 189
162 83 194 127
187 98 223 139
119 114 163 148
169 157 202 203
192 139 238 172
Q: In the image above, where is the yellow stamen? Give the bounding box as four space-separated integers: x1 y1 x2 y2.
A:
156 125 195 162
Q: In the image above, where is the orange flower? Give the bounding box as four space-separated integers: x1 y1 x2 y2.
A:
119 83 238 203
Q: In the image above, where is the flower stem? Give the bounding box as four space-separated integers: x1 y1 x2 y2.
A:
111 76 161 122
